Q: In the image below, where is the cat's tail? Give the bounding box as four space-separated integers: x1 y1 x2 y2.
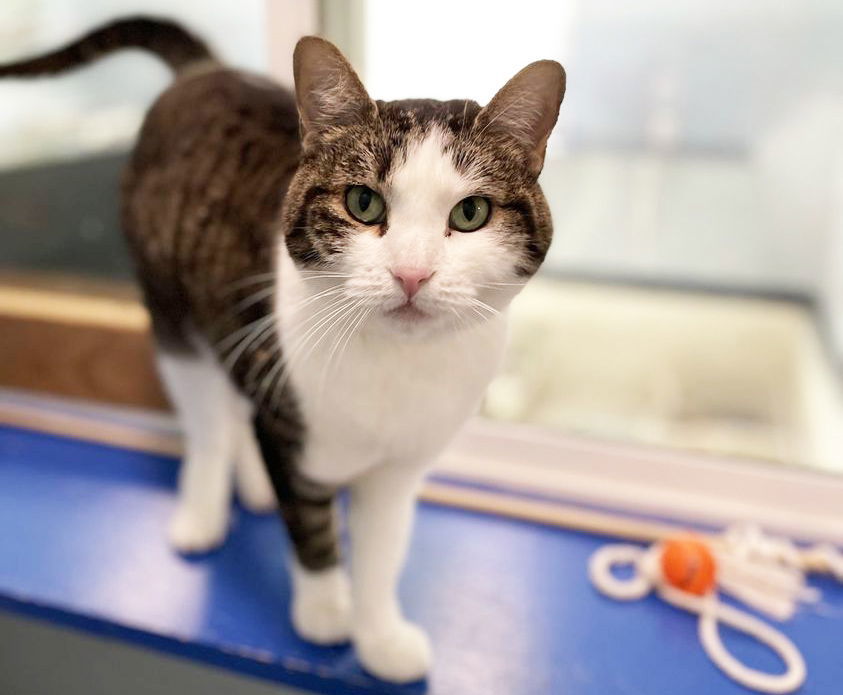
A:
0 16 215 78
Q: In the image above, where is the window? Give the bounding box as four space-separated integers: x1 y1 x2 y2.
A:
1 0 841 483
329 0 843 473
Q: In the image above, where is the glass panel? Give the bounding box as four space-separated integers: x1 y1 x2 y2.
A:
2 2 840 472
356 0 843 472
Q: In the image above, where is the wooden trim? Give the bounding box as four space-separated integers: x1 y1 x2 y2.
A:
421 481 690 543
0 285 147 330
0 278 168 409
0 397 180 457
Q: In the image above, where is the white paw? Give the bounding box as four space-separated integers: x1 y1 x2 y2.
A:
168 505 228 554
354 619 432 683
291 565 352 645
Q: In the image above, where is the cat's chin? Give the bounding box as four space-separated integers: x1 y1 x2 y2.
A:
374 303 449 340
386 302 430 322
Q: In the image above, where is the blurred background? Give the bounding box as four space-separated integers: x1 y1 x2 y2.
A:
0 0 841 473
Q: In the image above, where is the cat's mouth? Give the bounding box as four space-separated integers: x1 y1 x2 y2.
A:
386 301 430 322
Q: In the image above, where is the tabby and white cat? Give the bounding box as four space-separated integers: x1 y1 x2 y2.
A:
0 17 565 682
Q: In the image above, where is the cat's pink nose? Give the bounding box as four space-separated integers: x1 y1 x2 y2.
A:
391 267 433 300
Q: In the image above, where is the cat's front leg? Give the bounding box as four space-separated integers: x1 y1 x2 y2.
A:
349 464 431 683
253 421 353 645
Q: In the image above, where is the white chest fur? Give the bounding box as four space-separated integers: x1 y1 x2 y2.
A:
276 274 507 484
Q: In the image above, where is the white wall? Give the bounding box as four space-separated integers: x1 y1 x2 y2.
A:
0 0 268 168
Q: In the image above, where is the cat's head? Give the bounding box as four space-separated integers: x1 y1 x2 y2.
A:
281 37 565 338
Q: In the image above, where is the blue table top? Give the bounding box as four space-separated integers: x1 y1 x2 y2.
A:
0 423 841 694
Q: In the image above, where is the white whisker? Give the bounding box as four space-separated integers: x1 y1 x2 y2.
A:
244 342 280 385
216 314 274 352
314 301 365 403
477 281 525 288
297 273 354 282
222 317 276 371
263 296 355 409
230 284 275 315
467 296 500 315
325 301 371 380
287 284 346 312
221 272 275 295
248 292 349 405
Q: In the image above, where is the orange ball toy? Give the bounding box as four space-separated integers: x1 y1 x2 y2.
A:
660 535 718 596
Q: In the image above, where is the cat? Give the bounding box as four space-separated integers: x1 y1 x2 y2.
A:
0 16 565 683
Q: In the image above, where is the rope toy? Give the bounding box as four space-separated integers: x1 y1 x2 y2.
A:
589 525 843 694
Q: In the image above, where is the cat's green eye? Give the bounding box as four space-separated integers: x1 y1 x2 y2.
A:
345 185 386 225
449 196 491 232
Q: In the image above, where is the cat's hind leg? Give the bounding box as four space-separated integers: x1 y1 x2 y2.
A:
231 395 277 513
157 347 238 553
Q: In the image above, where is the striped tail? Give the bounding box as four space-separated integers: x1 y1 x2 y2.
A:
0 16 214 77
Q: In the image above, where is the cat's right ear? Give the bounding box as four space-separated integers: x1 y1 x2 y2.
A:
293 37 376 146
476 60 566 178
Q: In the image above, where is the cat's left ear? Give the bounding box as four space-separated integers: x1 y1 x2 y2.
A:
476 60 566 177
293 36 377 146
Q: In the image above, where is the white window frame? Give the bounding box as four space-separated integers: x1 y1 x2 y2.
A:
443 418 843 543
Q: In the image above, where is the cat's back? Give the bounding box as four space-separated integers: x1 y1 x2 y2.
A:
132 67 299 163
123 67 301 348
125 66 300 222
